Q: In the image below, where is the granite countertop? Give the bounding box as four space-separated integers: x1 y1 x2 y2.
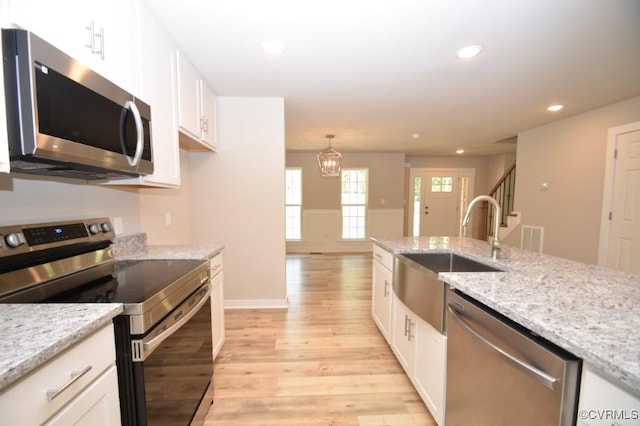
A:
0 304 123 391
113 233 224 261
371 236 640 395
0 234 223 392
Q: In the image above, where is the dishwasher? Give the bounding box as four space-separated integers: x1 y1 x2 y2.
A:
446 289 581 426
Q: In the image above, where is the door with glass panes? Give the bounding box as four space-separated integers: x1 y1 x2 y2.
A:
409 169 474 237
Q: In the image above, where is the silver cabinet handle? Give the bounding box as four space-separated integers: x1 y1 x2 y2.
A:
47 365 93 401
407 319 415 342
404 314 409 336
384 279 389 297
85 21 96 54
96 26 105 60
85 21 105 60
211 262 222 274
448 303 559 390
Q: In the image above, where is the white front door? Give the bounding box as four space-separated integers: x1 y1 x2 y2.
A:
599 122 640 273
409 168 474 237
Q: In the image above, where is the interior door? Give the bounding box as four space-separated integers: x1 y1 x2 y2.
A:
409 169 473 237
605 127 640 273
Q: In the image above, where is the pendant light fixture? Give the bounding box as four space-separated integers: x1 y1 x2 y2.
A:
317 134 342 177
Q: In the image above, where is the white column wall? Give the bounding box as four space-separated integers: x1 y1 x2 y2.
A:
189 96 287 308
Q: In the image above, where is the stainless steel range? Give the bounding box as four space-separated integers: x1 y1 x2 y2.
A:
0 218 214 425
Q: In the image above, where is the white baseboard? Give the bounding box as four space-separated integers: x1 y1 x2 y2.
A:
224 298 289 310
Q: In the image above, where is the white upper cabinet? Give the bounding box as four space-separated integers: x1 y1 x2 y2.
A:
199 80 218 149
104 0 181 187
5 0 138 93
175 51 217 151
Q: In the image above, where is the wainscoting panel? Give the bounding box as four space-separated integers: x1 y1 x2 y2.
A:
287 209 404 253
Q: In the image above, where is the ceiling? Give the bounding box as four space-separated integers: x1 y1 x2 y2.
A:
141 0 640 157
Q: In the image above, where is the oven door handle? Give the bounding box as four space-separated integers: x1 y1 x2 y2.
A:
132 283 211 362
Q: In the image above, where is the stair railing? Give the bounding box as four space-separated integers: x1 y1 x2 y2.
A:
479 163 516 240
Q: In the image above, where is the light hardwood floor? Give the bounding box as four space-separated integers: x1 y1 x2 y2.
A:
204 253 436 425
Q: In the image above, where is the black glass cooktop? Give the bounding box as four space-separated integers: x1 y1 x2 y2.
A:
50 259 206 304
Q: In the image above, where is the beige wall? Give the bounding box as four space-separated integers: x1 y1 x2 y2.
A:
285 152 405 252
189 97 286 306
508 96 640 264
286 152 405 210
406 156 491 198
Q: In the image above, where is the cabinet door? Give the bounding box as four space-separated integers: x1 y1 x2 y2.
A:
372 259 392 343
577 364 640 426
210 271 225 359
44 365 120 426
6 0 137 92
112 0 180 188
175 51 202 141
391 294 415 374
414 319 447 426
199 80 217 150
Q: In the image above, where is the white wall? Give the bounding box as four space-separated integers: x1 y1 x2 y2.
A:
189 97 286 308
508 96 640 264
139 152 193 244
0 174 144 232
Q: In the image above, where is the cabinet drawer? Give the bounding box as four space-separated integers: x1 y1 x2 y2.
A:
0 324 116 425
373 244 394 270
210 252 223 277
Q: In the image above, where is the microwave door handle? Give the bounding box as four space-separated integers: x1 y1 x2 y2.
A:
122 100 143 166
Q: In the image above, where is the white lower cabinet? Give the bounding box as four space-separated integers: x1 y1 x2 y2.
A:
372 245 393 343
45 365 120 426
577 363 640 426
210 253 225 359
391 293 415 372
0 324 120 425
390 292 446 426
413 318 446 426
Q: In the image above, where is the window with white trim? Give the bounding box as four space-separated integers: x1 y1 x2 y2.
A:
285 168 302 240
341 168 368 239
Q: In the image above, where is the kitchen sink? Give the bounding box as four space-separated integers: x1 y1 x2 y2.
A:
393 252 504 333
400 252 503 273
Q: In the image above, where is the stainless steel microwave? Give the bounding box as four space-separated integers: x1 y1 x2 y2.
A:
2 28 153 180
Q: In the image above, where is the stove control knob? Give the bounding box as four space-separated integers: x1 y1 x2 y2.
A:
88 224 101 235
101 222 112 233
5 232 25 248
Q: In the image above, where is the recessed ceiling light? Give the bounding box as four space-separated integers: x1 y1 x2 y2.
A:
547 104 564 112
412 133 421 139
456 149 465 154
261 39 285 55
456 45 482 60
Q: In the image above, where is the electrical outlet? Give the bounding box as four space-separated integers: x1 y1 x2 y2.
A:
113 217 123 234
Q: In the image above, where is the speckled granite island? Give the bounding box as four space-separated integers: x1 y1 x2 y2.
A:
372 236 640 396
0 304 123 391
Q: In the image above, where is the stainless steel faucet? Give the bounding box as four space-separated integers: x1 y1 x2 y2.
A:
462 195 502 260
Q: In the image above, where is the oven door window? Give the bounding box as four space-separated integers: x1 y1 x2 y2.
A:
136 296 213 425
